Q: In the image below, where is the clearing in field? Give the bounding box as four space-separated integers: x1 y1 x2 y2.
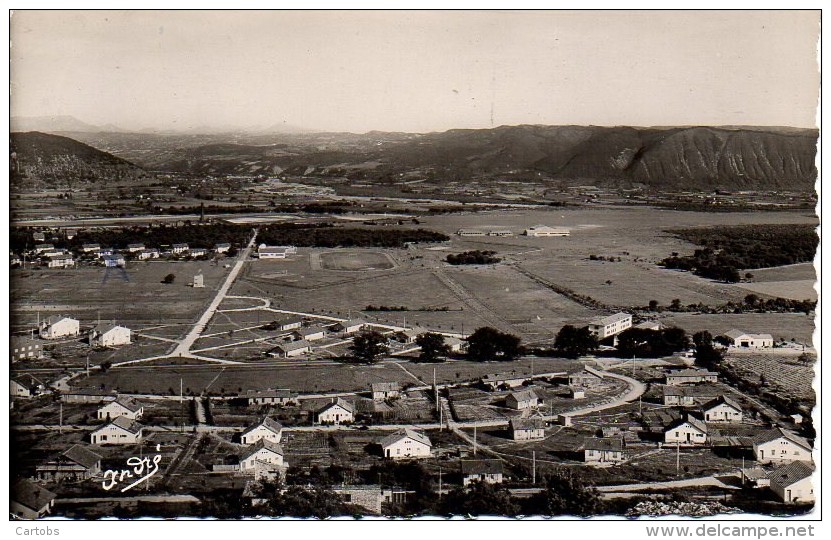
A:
733 280 816 302
318 250 396 271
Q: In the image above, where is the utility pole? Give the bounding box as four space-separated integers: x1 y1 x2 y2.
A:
438 468 443 498
532 451 536 485
473 426 477 456
180 378 184 432
59 402 63 434
676 443 680 477
434 367 438 414
86 354 90 378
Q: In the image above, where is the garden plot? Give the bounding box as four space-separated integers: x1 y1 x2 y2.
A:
724 352 816 404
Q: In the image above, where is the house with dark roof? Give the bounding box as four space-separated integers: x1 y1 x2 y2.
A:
509 417 545 441
371 382 401 401
11 479 56 519
36 444 103 481
97 395 143 421
239 440 286 471
379 429 432 459
662 385 699 406
241 417 284 445
315 398 354 425
769 461 814 503
663 416 708 446
665 368 718 386
461 459 504 485
268 339 312 358
333 319 366 335
583 438 625 463
481 372 527 390
752 428 813 464
245 389 298 406
568 367 604 388
701 396 743 423
505 389 539 410
90 416 144 445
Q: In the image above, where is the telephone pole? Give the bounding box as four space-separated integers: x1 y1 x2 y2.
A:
532 451 536 485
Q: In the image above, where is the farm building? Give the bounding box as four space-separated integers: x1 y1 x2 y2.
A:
567 386 585 399
456 228 487 237
332 485 384 514
61 388 117 404
509 417 546 441
34 243 54 254
190 248 208 257
102 254 125 267
97 395 143 421
258 246 290 259
11 335 42 361
701 396 743 423
371 382 401 401
505 389 539 410
215 243 231 253
332 319 366 334
394 327 424 344
33 232 46 242
36 444 103 482
10 378 37 398
81 243 101 253
583 438 625 464
635 320 664 331
172 243 189 254
240 440 286 471
47 255 75 268
523 225 570 237
268 340 312 358
487 229 514 237
768 462 815 504
461 459 504 485
138 249 160 260
722 330 774 349
663 416 708 446
752 428 813 465
90 416 144 445
241 417 284 445
379 429 432 459
315 398 355 425
293 326 326 341
568 367 604 388
269 317 303 331
662 386 699 406
665 368 718 386
11 479 56 520
741 467 771 488
445 336 468 352
89 323 131 347
246 389 298 406
481 373 527 390
39 315 80 339
587 312 632 340
127 243 145 252
192 274 204 288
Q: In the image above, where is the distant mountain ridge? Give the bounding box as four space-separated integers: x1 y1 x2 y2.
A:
10 131 145 185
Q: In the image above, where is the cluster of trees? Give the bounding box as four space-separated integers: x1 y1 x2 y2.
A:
659 224 818 283
446 250 501 265
553 325 598 359
692 331 724 369
414 332 451 363
616 327 690 358
466 327 522 362
257 223 449 248
588 254 623 262
645 295 815 315
348 331 389 364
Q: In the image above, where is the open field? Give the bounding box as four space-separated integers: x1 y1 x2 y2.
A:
656 312 815 345
724 352 816 403
733 280 816 301
749 263 817 282
319 250 396 271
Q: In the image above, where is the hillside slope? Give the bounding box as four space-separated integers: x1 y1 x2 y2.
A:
10 131 146 186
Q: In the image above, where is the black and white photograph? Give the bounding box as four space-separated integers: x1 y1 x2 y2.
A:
5 6 822 526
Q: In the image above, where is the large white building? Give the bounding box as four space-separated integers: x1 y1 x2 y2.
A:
97 396 144 421
11 336 42 361
664 417 708 446
268 340 312 358
315 398 354 425
258 245 297 259
752 428 813 464
47 255 75 268
768 462 814 504
702 396 743 423
239 440 286 471
241 417 284 445
379 429 432 459
90 417 144 445
523 225 570 237
723 330 774 349
587 312 632 340
39 315 80 339
89 323 131 347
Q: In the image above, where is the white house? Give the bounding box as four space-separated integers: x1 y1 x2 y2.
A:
315 398 354 424
445 336 468 353
371 382 401 401
271 317 304 331
215 243 231 254
461 459 504 485
664 416 708 446
568 367 604 387
702 396 743 423
81 243 101 253
509 417 545 441
456 228 487 237
239 440 286 471
190 247 208 257
333 319 366 334
258 246 292 259
138 249 160 260
505 389 539 410
102 254 125 267
97 396 144 421
487 229 514 237
723 330 774 349
584 438 625 463
34 243 55 254
481 373 527 390
523 225 570 237
665 368 719 386
47 255 75 268
268 340 312 358
587 312 632 340
89 323 131 347
40 315 80 339
379 429 432 459
11 335 43 361
294 326 326 341
752 428 813 464
127 243 145 253
10 378 36 398
11 479 56 520
172 243 189 254
245 389 298 406
567 386 585 399
33 232 46 242
241 417 284 445
662 386 700 406
90 416 144 445
768 462 815 504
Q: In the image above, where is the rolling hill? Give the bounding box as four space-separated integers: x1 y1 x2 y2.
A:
10 131 146 186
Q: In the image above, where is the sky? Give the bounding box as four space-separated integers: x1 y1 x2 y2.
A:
9 10 821 133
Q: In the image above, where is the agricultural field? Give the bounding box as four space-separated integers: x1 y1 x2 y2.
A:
656 312 816 346
731 262 817 301
318 250 397 271
723 352 816 404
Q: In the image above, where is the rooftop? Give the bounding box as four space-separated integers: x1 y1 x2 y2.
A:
461 459 503 476
12 479 56 512
379 428 432 448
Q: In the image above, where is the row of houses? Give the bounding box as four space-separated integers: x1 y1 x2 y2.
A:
454 225 570 238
